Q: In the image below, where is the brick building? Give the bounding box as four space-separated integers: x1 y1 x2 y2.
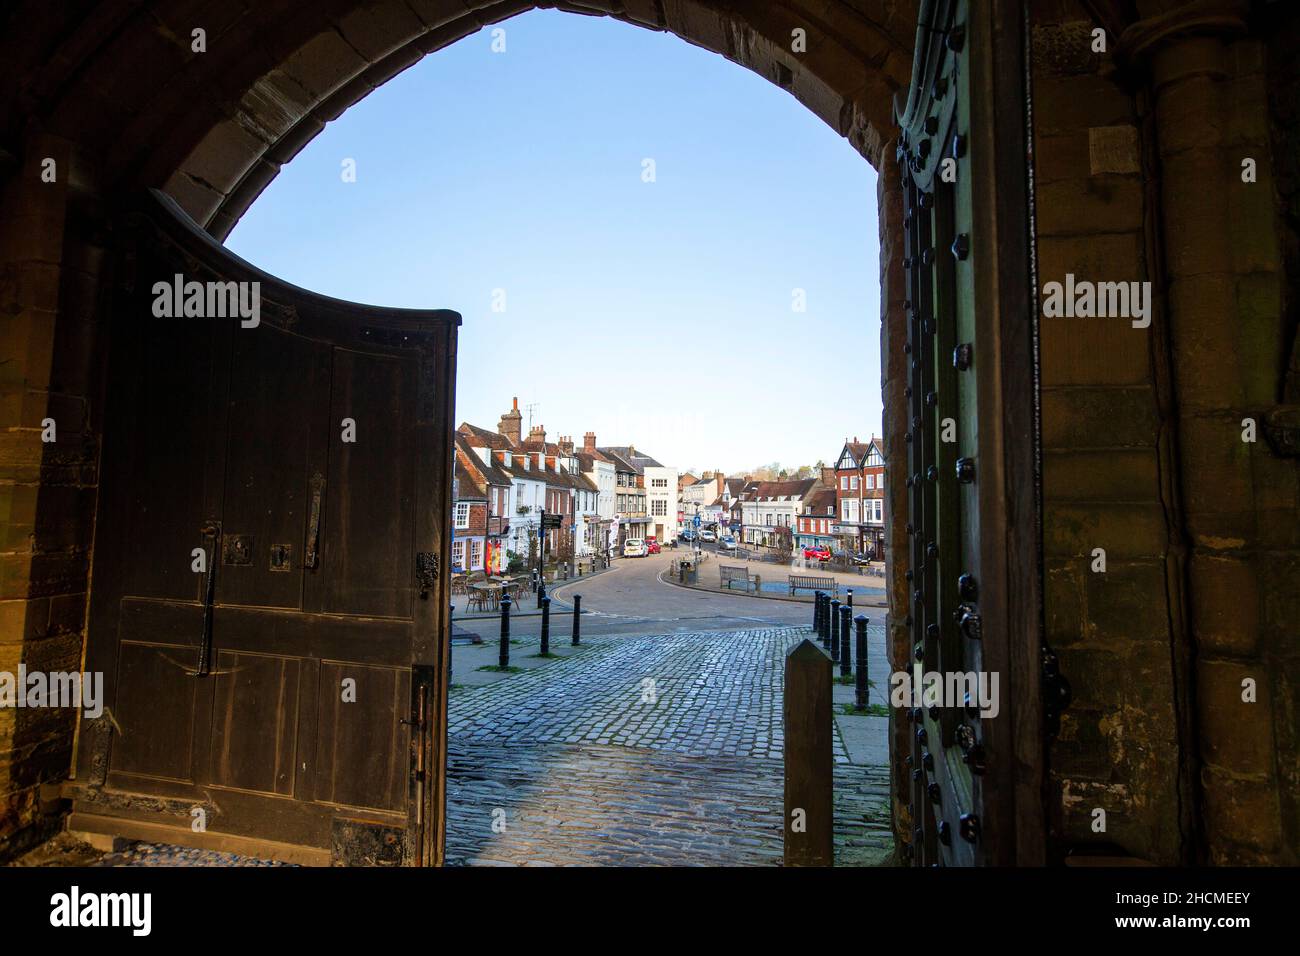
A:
833 437 886 558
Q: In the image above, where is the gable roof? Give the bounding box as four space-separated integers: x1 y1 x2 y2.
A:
750 478 817 501
458 421 515 450
455 434 512 488
598 446 664 472
802 486 837 514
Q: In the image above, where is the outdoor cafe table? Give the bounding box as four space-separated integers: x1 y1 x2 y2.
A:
467 581 504 612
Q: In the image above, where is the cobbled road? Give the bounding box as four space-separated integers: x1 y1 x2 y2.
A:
445 625 892 866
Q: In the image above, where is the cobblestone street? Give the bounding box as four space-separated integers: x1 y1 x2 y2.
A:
446 625 893 866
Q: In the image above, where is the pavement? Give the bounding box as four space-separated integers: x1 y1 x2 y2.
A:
445 625 892 866
444 553 893 865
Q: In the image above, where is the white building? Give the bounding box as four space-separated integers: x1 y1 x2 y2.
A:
577 441 617 557
643 462 680 544
740 478 817 552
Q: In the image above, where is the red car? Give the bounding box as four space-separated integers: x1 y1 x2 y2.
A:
645 537 661 555
803 545 832 562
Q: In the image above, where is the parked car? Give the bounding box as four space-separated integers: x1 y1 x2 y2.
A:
645 537 661 554
719 534 737 551
699 529 717 543
680 529 698 542
623 538 647 558
803 545 832 562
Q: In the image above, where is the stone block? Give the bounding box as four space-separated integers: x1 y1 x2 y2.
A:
1198 658 1273 775
1041 385 1159 450
1189 552 1259 656
1043 448 1159 501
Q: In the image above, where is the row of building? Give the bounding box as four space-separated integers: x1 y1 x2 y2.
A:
451 398 886 574
450 398 678 574
678 436 887 559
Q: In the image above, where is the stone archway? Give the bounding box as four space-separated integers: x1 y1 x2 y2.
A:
0 0 920 861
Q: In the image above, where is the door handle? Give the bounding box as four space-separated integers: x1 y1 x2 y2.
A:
195 519 221 677
304 471 324 569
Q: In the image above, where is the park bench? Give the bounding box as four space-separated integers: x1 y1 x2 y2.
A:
789 574 837 597
720 564 759 592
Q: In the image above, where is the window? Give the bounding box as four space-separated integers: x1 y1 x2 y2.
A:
840 476 849 490
452 539 465 569
470 539 483 569
869 499 884 523
850 476 859 490
866 474 875 490
454 502 470 529
652 500 667 516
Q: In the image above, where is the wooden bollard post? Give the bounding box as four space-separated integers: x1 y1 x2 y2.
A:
784 638 834 866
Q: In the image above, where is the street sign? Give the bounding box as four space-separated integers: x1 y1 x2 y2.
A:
541 513 562 530
692 515 701 528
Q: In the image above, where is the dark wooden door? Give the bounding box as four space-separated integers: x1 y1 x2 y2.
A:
70 191 459 866
895 0 1054 865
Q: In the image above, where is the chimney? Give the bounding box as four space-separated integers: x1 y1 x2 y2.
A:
821 466 836 486
557 435 574 455
528 424 546 446
716 472 725 495
583 432 596 453
498 397 522 445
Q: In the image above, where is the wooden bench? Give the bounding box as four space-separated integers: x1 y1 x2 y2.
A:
789 575 837 597
720 565 759 592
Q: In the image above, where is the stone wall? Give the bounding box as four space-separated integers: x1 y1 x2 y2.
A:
1031 0 1300 864
0 133 107 859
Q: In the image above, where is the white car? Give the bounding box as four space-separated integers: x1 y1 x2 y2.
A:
719 534 737 551
622 538 647 558
699 529 717 543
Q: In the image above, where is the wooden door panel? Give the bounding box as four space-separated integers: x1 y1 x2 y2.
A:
209 651 302 796
319 347 417 620
218 328 331 610
314 662 410 812
117 319 224 604
109 641 201 783
72 190 460 865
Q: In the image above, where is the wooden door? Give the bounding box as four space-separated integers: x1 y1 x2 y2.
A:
69 191 459 866
895 0 1056 865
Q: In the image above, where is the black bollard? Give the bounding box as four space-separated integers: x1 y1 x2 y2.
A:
819 593 831 647
839 604 852 678
846 588 853 609
572 594 582 646
540 597 551 656
812 590 822 631
829 599 841 661
537 578 546 609
499 595 512 668
854 615 869 710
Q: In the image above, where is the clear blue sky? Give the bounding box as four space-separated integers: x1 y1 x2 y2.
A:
227 9 880 474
